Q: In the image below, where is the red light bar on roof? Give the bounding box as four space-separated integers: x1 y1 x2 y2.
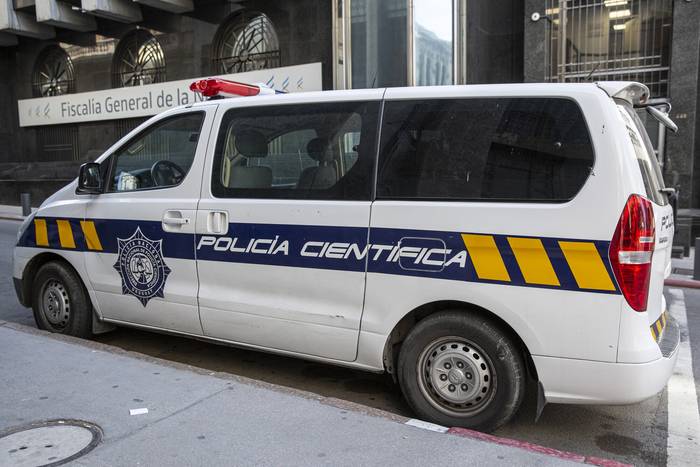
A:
189 78 276 98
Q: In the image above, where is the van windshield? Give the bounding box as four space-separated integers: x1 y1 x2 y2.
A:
617 103 667 205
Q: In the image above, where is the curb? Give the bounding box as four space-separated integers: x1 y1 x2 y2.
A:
0 215 24 222
399 419 632 466
446 427 632 467
665 278 700 289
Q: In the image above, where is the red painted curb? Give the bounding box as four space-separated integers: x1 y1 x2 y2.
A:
665 278 700 289
447 427 632 467
584 456 634 467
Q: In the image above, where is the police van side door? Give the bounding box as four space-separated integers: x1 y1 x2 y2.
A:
83 105 217 334
195 93 382 361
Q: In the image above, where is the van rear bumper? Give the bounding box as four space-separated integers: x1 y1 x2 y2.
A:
534 317 680 405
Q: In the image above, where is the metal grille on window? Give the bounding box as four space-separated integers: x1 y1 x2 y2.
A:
31 45 75 97
36 125 80 162
212 12 280 74
544 0 673 98
111 29 166 88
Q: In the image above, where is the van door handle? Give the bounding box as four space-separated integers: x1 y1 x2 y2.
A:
207 211 228 235
163 217 189 225
162 211 191 232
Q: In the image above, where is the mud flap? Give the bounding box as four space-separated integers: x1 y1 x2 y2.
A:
535 381 546 422
92 309 116 334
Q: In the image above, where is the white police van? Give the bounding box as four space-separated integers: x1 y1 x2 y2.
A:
13 79 680 431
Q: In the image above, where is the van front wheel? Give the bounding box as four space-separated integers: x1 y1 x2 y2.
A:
397 310 525 432
32 261 92 339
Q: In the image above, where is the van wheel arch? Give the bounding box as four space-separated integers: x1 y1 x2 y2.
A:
23 255 116 336
20 253 72 307
383 301 539 384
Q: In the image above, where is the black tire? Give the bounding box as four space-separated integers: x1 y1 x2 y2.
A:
397 310 525 432
31 261 92 339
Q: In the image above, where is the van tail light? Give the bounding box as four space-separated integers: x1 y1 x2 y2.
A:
609 195 655 312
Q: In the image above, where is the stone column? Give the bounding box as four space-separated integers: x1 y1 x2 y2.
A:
666 0 700 250
523 0 547 83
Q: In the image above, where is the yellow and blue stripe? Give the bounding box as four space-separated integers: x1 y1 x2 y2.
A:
18 217 620 295
650 311 668 342
457 232 616 293
28 217 102 251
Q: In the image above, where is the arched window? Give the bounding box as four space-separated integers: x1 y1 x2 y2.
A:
212 12 280 74
112 29 166 87
32 45 75 97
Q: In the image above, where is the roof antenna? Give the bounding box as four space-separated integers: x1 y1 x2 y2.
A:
586 63 600 81
371 73 377 88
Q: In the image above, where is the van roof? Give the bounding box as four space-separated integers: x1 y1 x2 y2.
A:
184 80 647 110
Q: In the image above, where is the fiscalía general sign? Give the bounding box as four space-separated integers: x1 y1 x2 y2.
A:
18 62 322 127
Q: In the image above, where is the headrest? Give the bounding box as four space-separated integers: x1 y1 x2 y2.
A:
306 137 332 163
235 130 268 158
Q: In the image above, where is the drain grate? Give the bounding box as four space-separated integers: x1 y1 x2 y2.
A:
0 420 101 467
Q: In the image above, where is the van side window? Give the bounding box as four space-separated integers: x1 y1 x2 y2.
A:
212 102 380 200
109 112 204 192
377 98 595 202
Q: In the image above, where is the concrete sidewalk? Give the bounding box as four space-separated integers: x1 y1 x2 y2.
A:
0 322 581 467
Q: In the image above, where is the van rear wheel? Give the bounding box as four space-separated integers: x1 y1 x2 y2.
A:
32 261 92 339
397 310 525 432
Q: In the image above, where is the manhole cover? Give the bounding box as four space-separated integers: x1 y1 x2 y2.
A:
0 420 101 467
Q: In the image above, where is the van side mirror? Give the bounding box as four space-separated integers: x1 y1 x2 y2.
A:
76 162 103 195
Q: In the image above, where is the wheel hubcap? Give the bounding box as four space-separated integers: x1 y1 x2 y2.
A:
418 338 495 416
41 279 70 328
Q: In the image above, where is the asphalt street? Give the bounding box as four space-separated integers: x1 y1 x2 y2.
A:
1 218 698 466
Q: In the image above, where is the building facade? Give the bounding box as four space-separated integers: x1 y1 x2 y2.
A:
0 0 524 206
0 0 334 203
524 0 700 249
4 0 699 249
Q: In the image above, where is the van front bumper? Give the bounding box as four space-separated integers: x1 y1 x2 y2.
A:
13 247 33 307
13 276 22 302
534 316 680 405
14 276 29 307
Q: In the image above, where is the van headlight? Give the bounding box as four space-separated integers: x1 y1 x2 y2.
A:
17 212 36 244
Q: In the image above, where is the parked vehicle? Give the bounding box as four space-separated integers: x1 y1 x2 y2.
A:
14 80 679 431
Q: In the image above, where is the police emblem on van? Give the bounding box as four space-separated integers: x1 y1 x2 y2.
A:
113 227 171 306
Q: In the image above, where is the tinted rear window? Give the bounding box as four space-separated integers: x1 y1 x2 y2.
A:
377 98 595 202
617 103 667 205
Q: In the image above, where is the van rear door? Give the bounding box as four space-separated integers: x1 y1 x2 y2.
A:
616 102 674 323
